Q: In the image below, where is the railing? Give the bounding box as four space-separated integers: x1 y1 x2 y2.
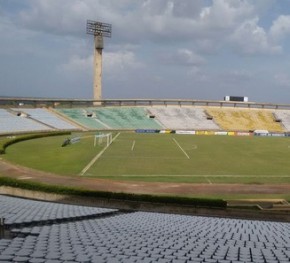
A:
1 97 290 110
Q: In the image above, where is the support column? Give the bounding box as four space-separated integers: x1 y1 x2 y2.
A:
93 36 103 105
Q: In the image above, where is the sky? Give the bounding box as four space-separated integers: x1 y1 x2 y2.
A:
1 0 290 103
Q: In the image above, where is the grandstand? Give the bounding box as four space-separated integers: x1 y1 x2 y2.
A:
147 107 219 130
0 109 51 134
206 107 284 132
57 107 162 130
0 108 79 134
0 195 290 263
12 108 79 130
1 99 289 134
273 110 290 131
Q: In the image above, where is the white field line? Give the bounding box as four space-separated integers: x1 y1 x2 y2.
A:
131 140 136 151
101 156 185 160
79 132 120 176
204 176 212 184
172 138 190 159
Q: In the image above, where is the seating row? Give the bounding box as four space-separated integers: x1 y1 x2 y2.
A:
0 109 50 133
57 107 163 130
12 108 78 130
2 107 290 133
0 195 116 226
0 108 79 134
55 107 290 132
0 195 290 262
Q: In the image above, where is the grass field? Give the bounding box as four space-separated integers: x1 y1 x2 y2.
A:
3 132 290 185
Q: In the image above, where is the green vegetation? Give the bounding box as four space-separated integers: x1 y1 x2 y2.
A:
3 132 290 184
0 176 226 208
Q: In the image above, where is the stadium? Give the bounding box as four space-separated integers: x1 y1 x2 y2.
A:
2 97 290 196
1 96 290 263
1 2 290 262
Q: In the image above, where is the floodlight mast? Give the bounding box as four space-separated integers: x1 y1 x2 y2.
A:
86 20 112 104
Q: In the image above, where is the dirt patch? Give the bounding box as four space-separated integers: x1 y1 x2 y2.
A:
1 159 290 196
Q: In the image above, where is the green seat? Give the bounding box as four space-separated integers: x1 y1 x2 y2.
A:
57 107 162 130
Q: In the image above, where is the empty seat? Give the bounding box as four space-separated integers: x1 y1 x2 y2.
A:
0 109 51 134
12 108 79 130
147 107 220 130
0 196 290 263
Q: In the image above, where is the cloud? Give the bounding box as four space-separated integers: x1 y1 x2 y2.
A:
138 0 204 22
2 0 290 103
18 0 91 36
229 17 281 54
270 15 290 41
199 0 254 30
58 55 93 74
171 0 204 18
221 69 253 82
58 50 143 76
160 49 205 67
136 0 255 44
12 0 286 57
103 50 144 73
13 1 253 43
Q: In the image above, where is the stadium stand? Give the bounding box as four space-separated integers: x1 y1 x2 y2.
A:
0 109 51 134
2 105 290 134
11 108 79 130
0 195 116 226
0 195 290 263
91 107 162 129
147 107 220 130
273 110 290 131
57 108 107 130
206 107 285 132
57 107 162 130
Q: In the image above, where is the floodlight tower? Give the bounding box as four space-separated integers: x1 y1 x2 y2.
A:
86 20 112 104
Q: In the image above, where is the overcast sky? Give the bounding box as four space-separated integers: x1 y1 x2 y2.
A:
1 0 290 103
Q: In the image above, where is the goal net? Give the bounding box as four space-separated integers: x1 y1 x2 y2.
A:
94 133 113 147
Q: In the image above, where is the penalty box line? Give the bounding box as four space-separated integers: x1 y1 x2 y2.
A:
79 132 120 176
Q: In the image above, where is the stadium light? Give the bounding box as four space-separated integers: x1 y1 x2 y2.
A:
86 20 112 38
86 20 112 104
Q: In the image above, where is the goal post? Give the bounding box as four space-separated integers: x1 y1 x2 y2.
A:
94 132 112 147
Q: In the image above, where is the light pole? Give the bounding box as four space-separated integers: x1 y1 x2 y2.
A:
86 20 112 104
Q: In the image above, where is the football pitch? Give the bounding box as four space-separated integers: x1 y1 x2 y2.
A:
3 132 290 185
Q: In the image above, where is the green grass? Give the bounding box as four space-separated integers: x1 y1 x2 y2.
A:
86 133 290 182
3 132 290 184
3 133 104 175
